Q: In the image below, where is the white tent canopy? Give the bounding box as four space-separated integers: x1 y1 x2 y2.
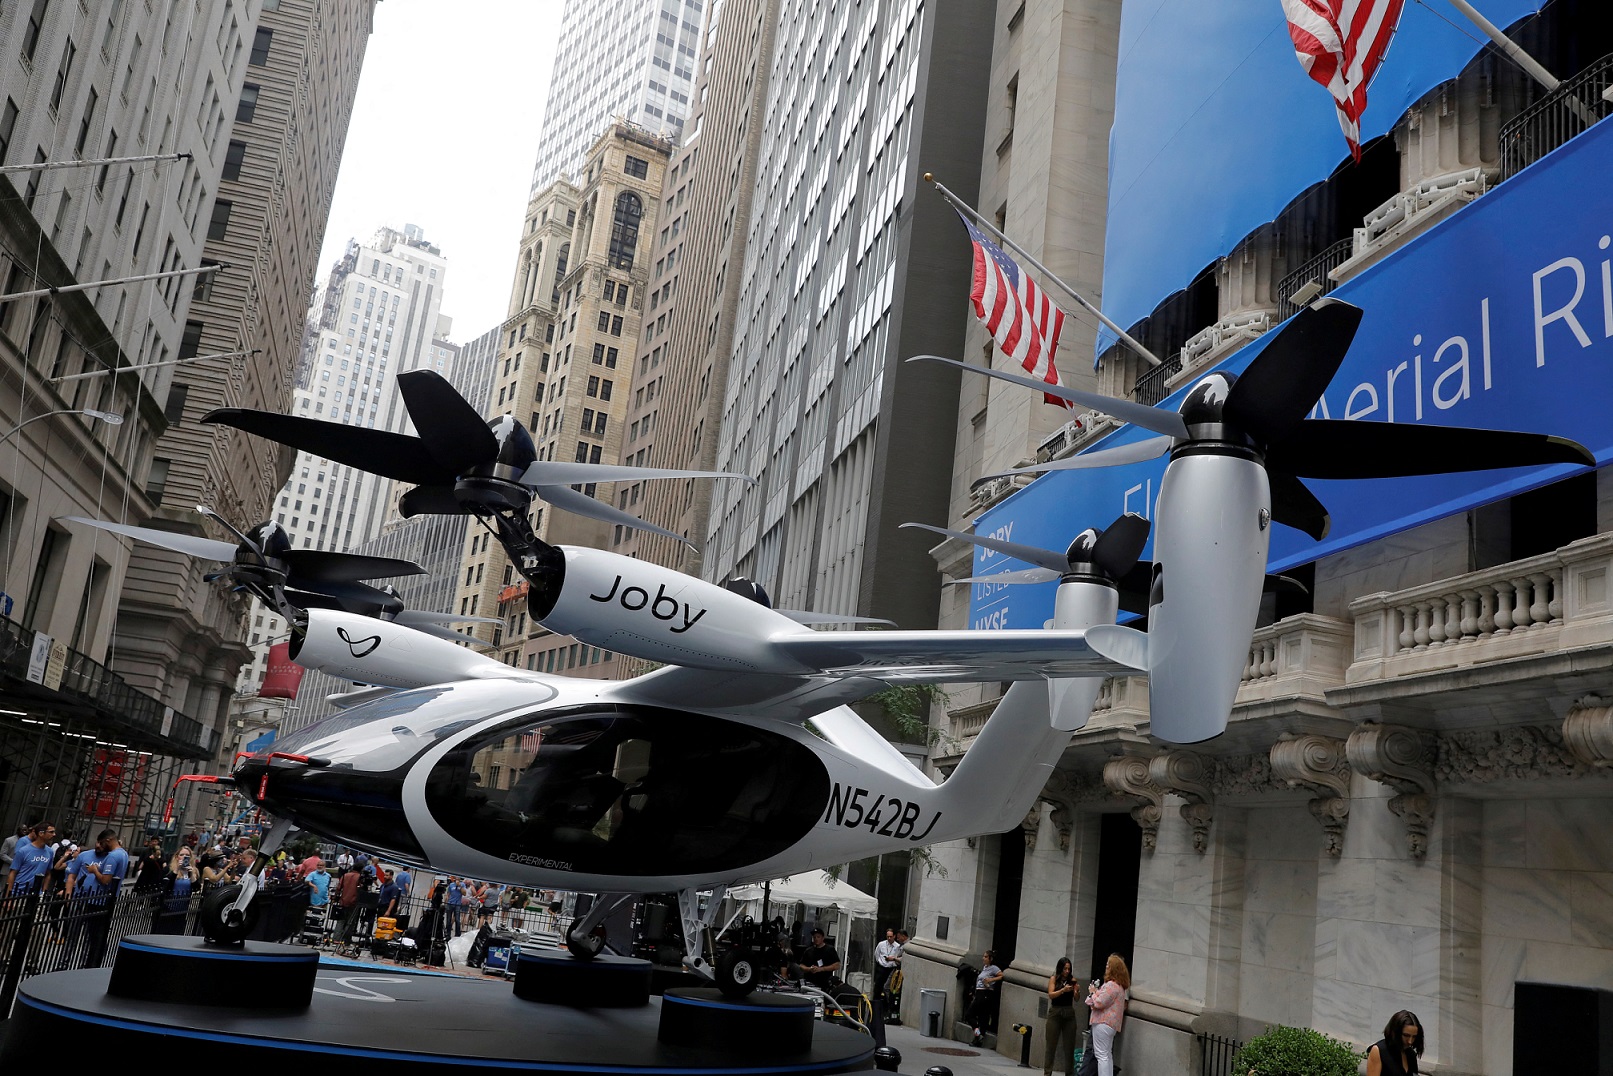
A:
727 871 878 917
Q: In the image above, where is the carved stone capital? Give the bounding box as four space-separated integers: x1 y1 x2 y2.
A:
1389 794 1437 859
1103 756 1165 852
1022 805 1041 853
1307 796 1351 857
1562 696 1613 768
1179 803 1216 854
1270 733 1351 857
1149 750 1215 854
1048 802 1074 853
1131 804 1164 852
1347 723 1436 859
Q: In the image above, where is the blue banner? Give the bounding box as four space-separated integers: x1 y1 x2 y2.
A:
1101 0 1542 358
973 117 1613 630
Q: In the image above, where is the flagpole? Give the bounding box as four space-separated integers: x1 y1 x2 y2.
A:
1443 0 1557 91
923 173 1165 369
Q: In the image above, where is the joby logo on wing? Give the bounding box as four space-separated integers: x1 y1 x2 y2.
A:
336 626 382 658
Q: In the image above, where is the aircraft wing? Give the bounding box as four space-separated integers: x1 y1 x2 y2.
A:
614 628 1136 721
768 628 1132 681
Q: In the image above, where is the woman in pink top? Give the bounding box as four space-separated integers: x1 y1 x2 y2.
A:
1083 953 1130 1076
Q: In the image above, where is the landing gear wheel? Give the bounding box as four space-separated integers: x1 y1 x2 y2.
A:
200 883 259 944
566 923 607 960
716 947 759 998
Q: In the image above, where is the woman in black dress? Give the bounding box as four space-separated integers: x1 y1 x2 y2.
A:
1366 1009 1423 1076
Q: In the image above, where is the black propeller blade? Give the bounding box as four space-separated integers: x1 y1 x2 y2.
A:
901 514 1151 582
282 551 425 584
1222 298 1362 443
1267 471 1332 542
398 484 472 518
1085 512 1151 579
920 297 1594 541
1266 421 1594 480
203 408 444 483
397 370 500 474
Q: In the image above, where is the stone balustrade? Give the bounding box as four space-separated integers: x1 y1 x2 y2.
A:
947 699 994 745
1346 533 1613 685
1236 613 1352 704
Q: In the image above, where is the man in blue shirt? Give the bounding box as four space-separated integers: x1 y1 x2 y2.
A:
446 877 465 935
5 821 56 895
306 864 332 909
63 829 127 967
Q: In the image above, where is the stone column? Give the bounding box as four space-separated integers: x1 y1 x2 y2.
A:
1311 726 1478 1072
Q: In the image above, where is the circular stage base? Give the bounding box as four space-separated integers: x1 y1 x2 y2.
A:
107 934 319 1008
2 951 874 1076
660 987 816 1053
511 945 651 1007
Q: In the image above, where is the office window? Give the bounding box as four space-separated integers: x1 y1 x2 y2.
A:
0 99 18 164
207 199 232 240
624 155 648 179
74 89 98 154
50 39 76 113
236 84 260 123
23 0 50 62
222 139 246 180
608 192 643 270
249 28 272 65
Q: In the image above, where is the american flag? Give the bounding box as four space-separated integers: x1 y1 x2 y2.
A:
956 207 1069 408
1281 0 1406 161
519 729 543 755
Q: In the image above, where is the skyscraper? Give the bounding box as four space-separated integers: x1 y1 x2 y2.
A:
613 0 781 582
234 225 452 712
701 0 994 632
457 124 675 680
528 0 706 189
252 321 500 734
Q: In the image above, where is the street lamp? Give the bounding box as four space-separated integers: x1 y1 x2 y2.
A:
0 408 123 449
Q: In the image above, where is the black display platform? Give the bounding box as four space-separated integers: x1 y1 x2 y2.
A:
511 945 651 1007
1 944 874 1075
660 988 816 1054
107 934 319 1008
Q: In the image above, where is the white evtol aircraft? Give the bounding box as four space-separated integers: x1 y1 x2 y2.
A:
198 300 1589 994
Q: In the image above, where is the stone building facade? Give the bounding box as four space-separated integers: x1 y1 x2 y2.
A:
899 3 1613 1074
0 0 374 838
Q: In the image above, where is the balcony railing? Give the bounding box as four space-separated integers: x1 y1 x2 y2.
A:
1345 533 1613 687
0 616 214 757
1133 351 1182 407
1499 52 1613 181
1276 237 1354 320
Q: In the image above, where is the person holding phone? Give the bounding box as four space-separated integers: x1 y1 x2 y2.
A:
1044 956 1079 1076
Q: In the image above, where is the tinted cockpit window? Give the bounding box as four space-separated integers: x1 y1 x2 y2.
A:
425 707 829 877
269 682 550 773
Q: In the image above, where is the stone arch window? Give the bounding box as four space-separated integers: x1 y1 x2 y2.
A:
551 242 570 302
608 192 643 271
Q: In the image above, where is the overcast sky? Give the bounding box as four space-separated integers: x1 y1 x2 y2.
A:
315 0 564 343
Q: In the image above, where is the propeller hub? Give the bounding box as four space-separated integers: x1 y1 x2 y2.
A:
486 415 537 473
1179 372 1235 426
238 521 291 565
452 475 535 515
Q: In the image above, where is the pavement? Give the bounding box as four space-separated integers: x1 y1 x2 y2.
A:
877 1021 1071 1076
